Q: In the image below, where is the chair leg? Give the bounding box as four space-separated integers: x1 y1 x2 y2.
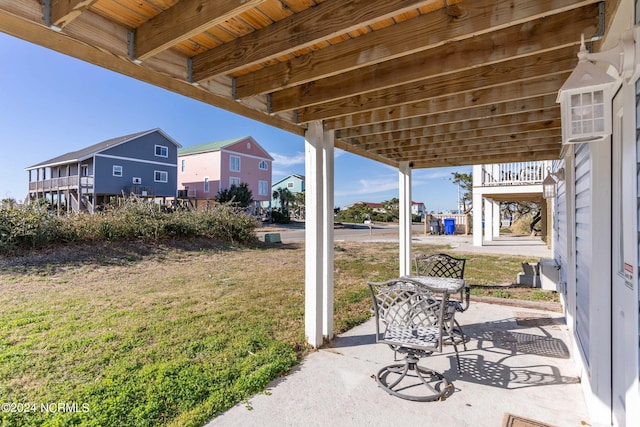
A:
449 333 461 373
375 354 450 402
453 319 467 351
444 319 463 372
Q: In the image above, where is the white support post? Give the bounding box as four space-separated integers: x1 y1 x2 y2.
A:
305 121 324 348
493 201 500 238
484 198 494 242
322 128 334 340
472 165 483 246
399 162 412 276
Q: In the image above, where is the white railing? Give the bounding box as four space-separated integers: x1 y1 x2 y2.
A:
481 161 549 186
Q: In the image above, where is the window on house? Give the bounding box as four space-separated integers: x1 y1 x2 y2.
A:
230 177 241 187
181 159 186 172
113 165 123 177
259 181 268 196
154 170 168 183
287 182 294 188
204 177 210 193
155 145 168 158
259 160 268 170
230 155 240 172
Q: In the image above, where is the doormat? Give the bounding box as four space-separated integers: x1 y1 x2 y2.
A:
514 312 560 329
502 413 557 427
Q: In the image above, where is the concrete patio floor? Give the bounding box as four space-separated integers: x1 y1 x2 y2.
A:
209 300 589 427
414 234 552 259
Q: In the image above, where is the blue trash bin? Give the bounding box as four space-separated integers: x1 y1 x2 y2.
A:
444 218 455 235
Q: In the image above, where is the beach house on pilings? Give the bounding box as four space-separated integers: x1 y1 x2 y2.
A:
25 129 181 213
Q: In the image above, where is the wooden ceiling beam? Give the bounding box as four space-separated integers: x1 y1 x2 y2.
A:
271 6 598 114
49 0 98 29
236 0 600 97
191 0 437 81
333 139 397 168
327 93 560 130
0 0 587 169
409 150 562 168
356 129 562 154
318 73 568 130
386 142 561 162
134 0 268 61
294 47 577 121
337 108 560 139
0 6 304 136
349 123 561 149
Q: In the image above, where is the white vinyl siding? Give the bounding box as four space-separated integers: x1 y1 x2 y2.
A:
113 165 123 177
637 78 640 374
230 155 240 172
554 161 568 299
155 145 168 158
574 143 591 364
154 170 168 183
258 180 268 196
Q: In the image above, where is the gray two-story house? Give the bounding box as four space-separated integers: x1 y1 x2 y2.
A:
26 129 181 213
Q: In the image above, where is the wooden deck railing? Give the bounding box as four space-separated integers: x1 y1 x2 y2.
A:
28 176 94 191
123 185 156 197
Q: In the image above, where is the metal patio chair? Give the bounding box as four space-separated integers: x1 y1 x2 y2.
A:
368 277 453 401
414 253 470 351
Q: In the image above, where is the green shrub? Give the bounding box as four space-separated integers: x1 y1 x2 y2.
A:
199 203 260 242
162 211 201 238
270 209 290 224
0 200 259 254
0 203 60 252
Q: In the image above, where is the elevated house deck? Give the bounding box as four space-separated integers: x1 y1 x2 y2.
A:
472 161 550 246
27 171 96 212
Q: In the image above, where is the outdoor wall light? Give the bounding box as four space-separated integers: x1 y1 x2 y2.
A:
542 168 565 199
557 29 639 144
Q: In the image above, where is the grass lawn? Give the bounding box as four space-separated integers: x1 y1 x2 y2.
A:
0 239 555 426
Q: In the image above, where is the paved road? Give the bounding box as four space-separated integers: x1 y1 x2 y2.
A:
256 223 551 258
257 222 412 243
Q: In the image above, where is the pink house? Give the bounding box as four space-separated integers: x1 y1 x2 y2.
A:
177 136 272 211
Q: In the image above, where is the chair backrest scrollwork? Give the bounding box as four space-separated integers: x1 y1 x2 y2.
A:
414 253 466 279
368 278 448 353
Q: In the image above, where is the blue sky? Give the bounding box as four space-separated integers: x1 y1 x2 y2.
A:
0 33 469 212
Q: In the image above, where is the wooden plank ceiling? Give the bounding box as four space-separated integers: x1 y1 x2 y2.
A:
0 0 611 168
